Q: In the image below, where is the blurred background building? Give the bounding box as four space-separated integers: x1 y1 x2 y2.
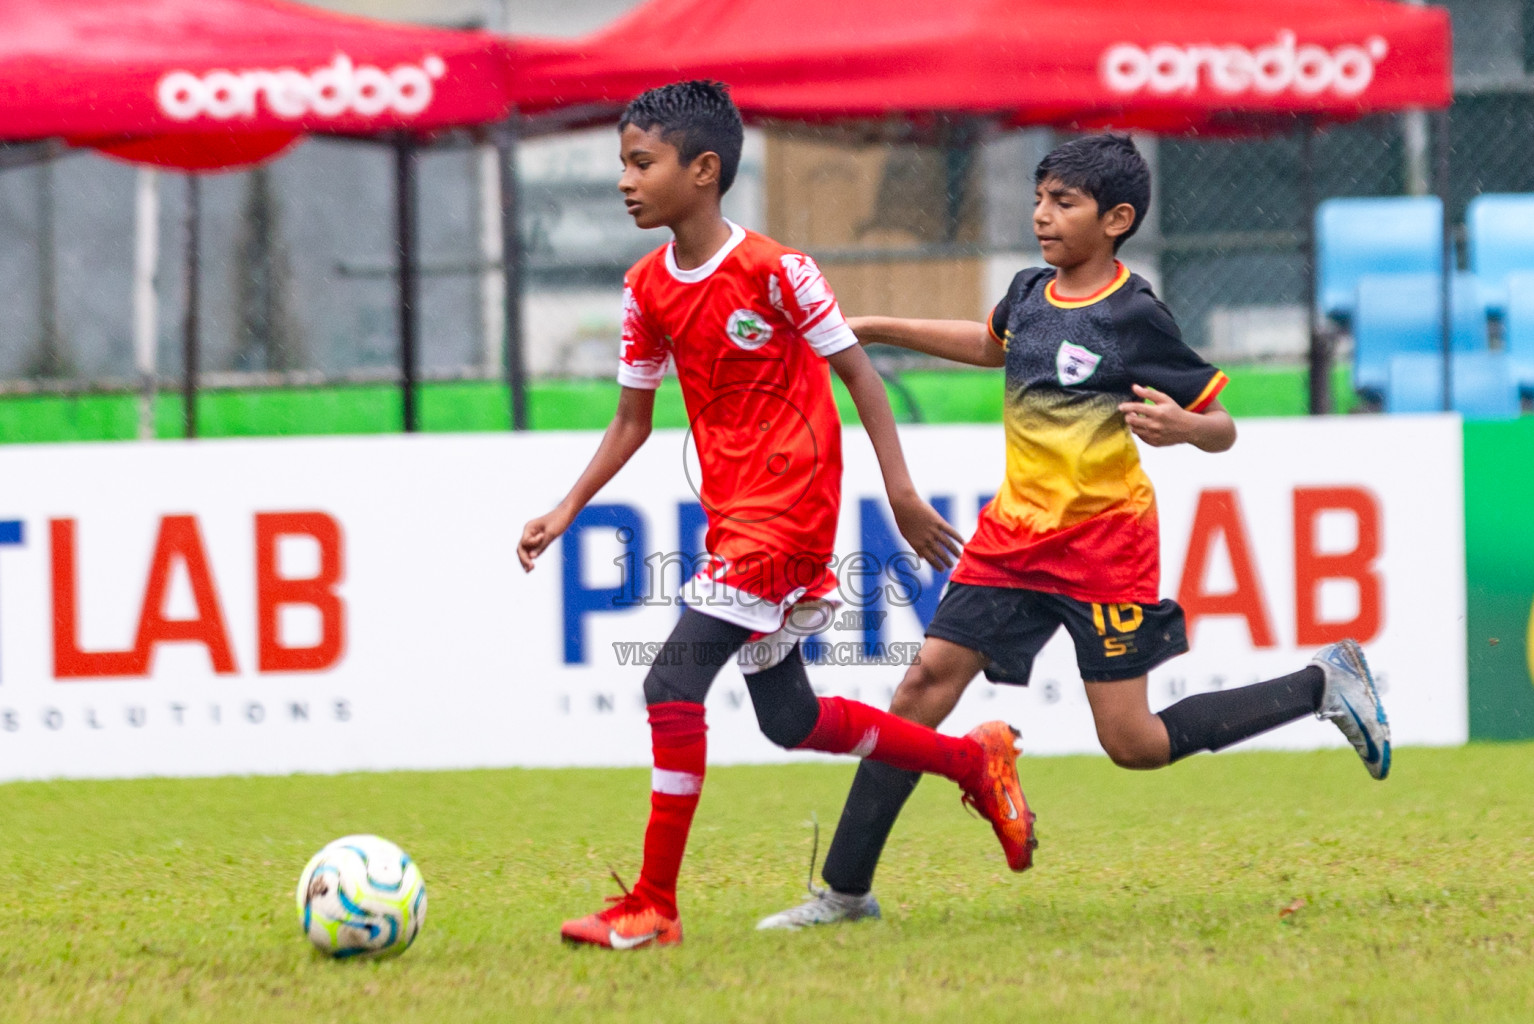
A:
0 0 1528 399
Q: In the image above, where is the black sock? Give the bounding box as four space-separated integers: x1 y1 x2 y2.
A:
819 760 922 896
1157 666 1324 763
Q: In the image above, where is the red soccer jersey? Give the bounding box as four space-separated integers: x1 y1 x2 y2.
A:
618 222 858 632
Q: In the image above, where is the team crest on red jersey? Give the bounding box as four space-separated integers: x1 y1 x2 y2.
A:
726 308 774 350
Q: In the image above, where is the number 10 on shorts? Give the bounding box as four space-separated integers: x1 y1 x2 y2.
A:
1091 603 1144 658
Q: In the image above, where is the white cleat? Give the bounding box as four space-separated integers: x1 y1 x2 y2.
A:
1312 639 1391 780
756 888 881 931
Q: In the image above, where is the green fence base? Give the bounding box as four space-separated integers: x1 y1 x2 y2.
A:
0 363 1354 444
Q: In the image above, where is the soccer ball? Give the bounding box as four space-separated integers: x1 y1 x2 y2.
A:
296 834 427 958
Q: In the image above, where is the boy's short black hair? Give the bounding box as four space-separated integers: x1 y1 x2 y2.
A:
619 80 745 196
1035 134 1151 251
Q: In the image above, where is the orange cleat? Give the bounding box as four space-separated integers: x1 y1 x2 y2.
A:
561 885 682 950
961 721 1038 872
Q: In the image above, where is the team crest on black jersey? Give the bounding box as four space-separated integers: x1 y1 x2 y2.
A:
1055 340 1102 386
726 308 773 350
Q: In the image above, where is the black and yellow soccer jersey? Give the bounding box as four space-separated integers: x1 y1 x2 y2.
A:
949 261 1227 604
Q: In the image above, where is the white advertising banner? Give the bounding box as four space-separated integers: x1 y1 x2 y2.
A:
0 415 1465 781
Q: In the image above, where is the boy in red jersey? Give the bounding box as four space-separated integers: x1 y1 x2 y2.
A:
518 81 1036 950
759 134 1390 932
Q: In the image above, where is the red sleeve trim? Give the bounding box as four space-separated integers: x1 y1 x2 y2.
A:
987 306 1006 346
1187 371 1229 413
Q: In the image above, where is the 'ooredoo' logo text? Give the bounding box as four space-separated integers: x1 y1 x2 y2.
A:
157 54 447 122
1101 32 1389 99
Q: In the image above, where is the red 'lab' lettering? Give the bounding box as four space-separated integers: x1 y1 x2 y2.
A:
1176 489 1277 648
256 512 346 672
51 519 140 678
1293 487 1382 645
52 516 237 678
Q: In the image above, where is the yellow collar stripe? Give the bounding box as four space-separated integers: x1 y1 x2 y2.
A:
1045 262 1131 310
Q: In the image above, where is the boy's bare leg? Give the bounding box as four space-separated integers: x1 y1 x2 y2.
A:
886 637 985 727
1082 675 1172 769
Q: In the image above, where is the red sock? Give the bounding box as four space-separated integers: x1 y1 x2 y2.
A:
796 696 983 788
633 701 706 919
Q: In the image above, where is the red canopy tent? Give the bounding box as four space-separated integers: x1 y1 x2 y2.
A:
515 0 1449 130
514 0 1454 411
0 0 522 431
0 0 515 160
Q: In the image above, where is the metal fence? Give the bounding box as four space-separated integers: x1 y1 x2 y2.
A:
3 89 1533 405
0 138 499 391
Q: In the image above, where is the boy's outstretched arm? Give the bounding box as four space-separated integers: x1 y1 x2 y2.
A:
827 344 965 569
518 386 656 571
1118 385 1236 452
847 316 1006 368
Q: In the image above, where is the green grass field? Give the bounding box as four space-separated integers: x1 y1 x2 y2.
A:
2 744 1530 1023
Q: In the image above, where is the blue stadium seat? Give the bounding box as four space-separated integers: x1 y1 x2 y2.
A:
1384 351 1521 418
1385 354 1443 413
1352 272 1488 397
1452 351 1522 419
1317 196 1443 323
1467 193 1534 312
1499 270 1534 394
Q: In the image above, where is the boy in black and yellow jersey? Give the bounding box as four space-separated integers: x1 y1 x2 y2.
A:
758 133 1390 932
